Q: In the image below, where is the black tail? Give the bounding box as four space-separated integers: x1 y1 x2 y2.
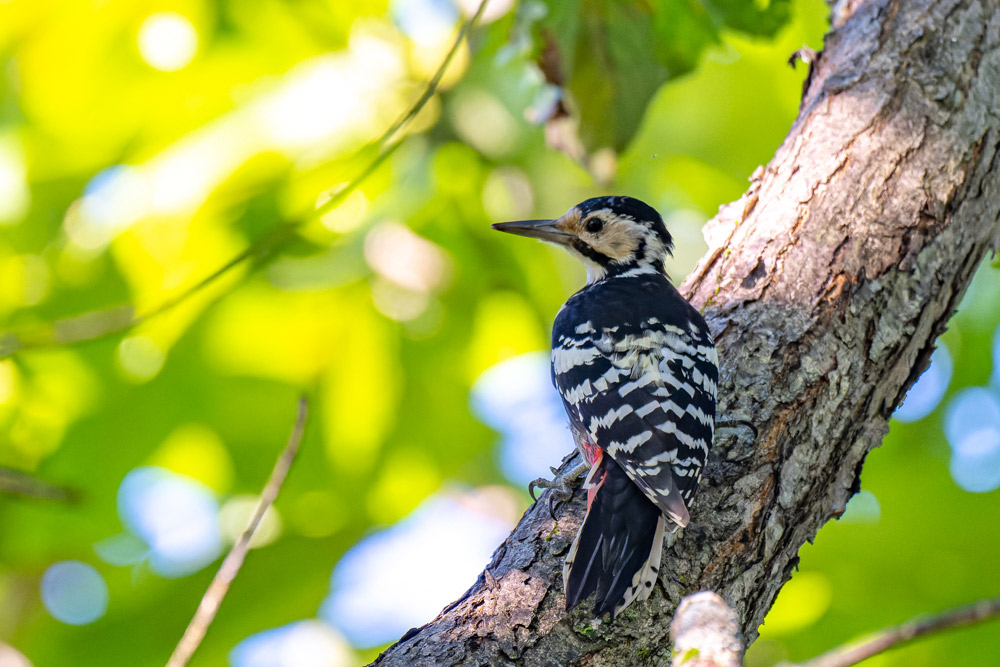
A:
564 456 665 617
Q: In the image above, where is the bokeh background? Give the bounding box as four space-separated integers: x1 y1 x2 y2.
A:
1 0 998 665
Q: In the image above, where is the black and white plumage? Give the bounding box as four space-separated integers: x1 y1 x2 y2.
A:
493 196 717 618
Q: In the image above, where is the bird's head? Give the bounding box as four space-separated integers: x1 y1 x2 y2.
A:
491 196 674 284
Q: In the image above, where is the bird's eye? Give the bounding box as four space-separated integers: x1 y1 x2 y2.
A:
584 217 604 233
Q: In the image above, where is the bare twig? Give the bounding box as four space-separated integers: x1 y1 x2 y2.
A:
0 467 79 503
312 0 489 222
783 595 1000 667
668 593 1000 667
671 591 743 667
165 396 309 667
0 0 490 359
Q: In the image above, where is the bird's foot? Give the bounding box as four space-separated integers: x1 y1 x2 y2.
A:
528 460 591 519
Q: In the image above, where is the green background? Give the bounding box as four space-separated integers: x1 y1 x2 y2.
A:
1 0 998 664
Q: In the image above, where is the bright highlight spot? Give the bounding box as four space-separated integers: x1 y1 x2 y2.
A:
41 561 108 625
65 20 409 232
257 57 361 149
455 0 515 23
0 138 30 224
0 360 19 404
471 352 575 486
944 387 1000 450
392 0 457 44
231 620 355 667
364 221 451 323
0 642 32 667
151 423 234 493
219 495 283 548
949 427 1000 493
84 167 149 231
761 572 832 635
118 467 222 577
147 139 232 214
894 344 952 422
481 167 534 222
317 189 370 234
116 335 165 382
369 278 432 322
321 490 515 647
138 12 199 72
839 489 881 523
254 32 404 151
450 89 520 158
65 166 150 250
364 222 451 294
944 387 1000 492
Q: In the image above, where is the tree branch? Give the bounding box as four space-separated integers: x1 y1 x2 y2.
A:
165 396 309 667
784 595 1000 667
670 592 743 667
373 1 1000 664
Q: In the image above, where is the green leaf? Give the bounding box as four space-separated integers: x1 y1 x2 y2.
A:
705 0 793 36
535 0 793 152
571 1 669 151
650 0 720 76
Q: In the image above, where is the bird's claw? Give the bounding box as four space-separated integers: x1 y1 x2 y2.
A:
527 461 591 520
529 475 576 519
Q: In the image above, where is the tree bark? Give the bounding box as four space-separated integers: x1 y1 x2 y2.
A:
373 1 1000 664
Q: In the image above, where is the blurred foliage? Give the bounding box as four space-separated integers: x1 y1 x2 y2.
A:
0 0 998 665
537 0 791 151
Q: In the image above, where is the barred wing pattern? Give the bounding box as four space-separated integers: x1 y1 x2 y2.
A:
552 274 718 528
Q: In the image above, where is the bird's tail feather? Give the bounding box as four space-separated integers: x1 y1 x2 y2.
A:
563 456 664 617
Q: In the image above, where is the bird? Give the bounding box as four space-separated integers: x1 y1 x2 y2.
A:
492 195 718 618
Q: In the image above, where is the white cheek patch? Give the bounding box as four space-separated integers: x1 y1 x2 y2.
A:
590 220 642 262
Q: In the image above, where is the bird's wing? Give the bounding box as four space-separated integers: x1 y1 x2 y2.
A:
552 317 717 526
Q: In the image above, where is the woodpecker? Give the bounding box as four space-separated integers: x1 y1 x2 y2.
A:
492 196 717 618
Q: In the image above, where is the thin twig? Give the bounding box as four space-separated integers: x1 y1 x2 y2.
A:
0 0 490 359
783 595 1000 667
310 0 490 221
0 467 79 503
165 396 309 667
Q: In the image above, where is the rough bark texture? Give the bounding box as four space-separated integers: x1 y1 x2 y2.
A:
373 1 1000 665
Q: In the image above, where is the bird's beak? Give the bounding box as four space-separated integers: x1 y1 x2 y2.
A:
491 219 575 246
